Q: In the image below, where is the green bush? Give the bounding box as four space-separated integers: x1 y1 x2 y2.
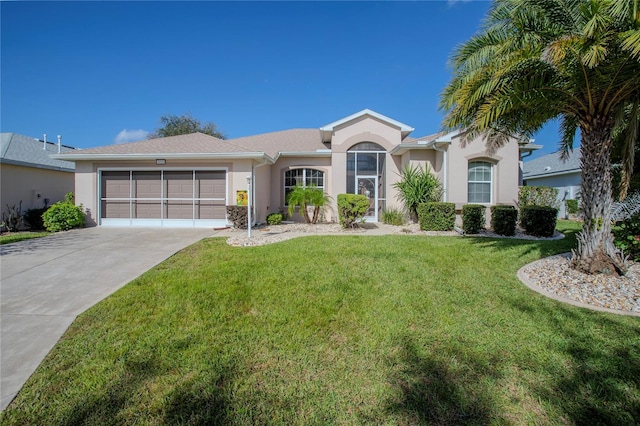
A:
490 205 518 236
381 207 407 226
565 199 579 214
24 207 49 230
42 202 84 232
393 164 443 222
417 202 455 231
520 205 558 237
462 204 485 234
519 186 559 209
337 194 370 228
613 214 640 261
226 206 248 229
266 213 283 225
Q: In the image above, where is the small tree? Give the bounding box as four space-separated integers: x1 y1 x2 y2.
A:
287 185 330 224
393 164 443 222
148 113 226 139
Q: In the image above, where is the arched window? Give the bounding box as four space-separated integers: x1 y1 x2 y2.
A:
468 161 492 203
284 168 324 204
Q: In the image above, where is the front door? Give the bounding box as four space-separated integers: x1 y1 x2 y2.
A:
357 176 377 221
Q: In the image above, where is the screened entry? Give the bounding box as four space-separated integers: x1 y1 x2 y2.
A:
100 169 227 227
346 142 386 221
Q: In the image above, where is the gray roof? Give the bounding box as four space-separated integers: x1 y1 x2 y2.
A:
1 133 76 171
522 150 581 179
56 129 328 161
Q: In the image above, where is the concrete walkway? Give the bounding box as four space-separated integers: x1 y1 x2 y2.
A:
0 227 215 411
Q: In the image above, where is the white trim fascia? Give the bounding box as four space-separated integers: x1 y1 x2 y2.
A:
389 140 437 155
434 131 459 143
0 158 75 172
523 169 581 180
53 152 275 162
276 151 333 158
519 143 543 152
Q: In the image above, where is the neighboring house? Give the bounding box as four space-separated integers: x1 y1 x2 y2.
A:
1 133 76 213
522 150 581 217
56 109 535 228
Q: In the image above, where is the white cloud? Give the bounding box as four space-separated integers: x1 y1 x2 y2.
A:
114 129 149 144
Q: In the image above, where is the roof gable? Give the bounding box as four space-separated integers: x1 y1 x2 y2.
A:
320 109 414 142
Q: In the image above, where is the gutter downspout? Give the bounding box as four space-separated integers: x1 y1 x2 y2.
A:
251 159 270 226
433 144 448 202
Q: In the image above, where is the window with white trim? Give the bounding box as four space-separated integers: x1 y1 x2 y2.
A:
468 161 492 203
284 168 324 204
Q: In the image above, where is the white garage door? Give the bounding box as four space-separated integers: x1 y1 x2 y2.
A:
100 169 227 227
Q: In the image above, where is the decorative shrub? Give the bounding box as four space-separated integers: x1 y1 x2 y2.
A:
226 205 248 229
381 207 407 226
42 202 84 232
613 214 640 261
565 199 579 214
2 201 23 232
417 202 455 231
520 205 558 237
462 204 485 234
24 207 49 230
266 213 283 225
393 164 443 222
490 205 518 236
518 186 560 209
337 194 369 228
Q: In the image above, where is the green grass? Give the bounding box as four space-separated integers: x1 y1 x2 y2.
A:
0 231 51 245
2 221 639 424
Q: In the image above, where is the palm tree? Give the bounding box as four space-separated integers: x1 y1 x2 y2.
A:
287 185 331 224
440 0 640 275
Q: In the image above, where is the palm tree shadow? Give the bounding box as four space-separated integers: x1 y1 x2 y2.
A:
385 338 498 425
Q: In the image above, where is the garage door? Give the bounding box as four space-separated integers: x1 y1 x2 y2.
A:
100 170 227 227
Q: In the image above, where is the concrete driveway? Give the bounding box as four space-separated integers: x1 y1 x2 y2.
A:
0 226 216 411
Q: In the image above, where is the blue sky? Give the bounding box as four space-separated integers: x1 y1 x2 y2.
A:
2 1 560 159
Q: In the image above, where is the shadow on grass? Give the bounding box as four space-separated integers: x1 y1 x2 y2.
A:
464 226 579 260
386 339 499 425
60 353 237 425
509 298 640 423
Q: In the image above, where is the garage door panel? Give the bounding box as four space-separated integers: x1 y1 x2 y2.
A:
166 201 193 219
165 171 193 199
101 200 130 218
196 171 225 198
133 201 161 219
196 200 225 219
133 171 161 199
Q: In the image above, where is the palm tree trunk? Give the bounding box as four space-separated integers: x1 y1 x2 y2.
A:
571 120 627 275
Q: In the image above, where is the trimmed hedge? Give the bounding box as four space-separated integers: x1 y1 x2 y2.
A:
417 202 455 231
337 194 370 228
462 204 485 234
518 186 559 209
266 213 283 225
520 205 558 237
490 205 517 236
226 205 248 229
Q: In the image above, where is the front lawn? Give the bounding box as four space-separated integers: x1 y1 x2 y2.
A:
2 221 639 424
0 231 50 245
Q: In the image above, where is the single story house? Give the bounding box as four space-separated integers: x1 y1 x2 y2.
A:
56 109 535 228
522 150 581 217
1 133 76 213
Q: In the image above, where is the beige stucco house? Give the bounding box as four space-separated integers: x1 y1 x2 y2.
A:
56 109 531 228
1 133 76 213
